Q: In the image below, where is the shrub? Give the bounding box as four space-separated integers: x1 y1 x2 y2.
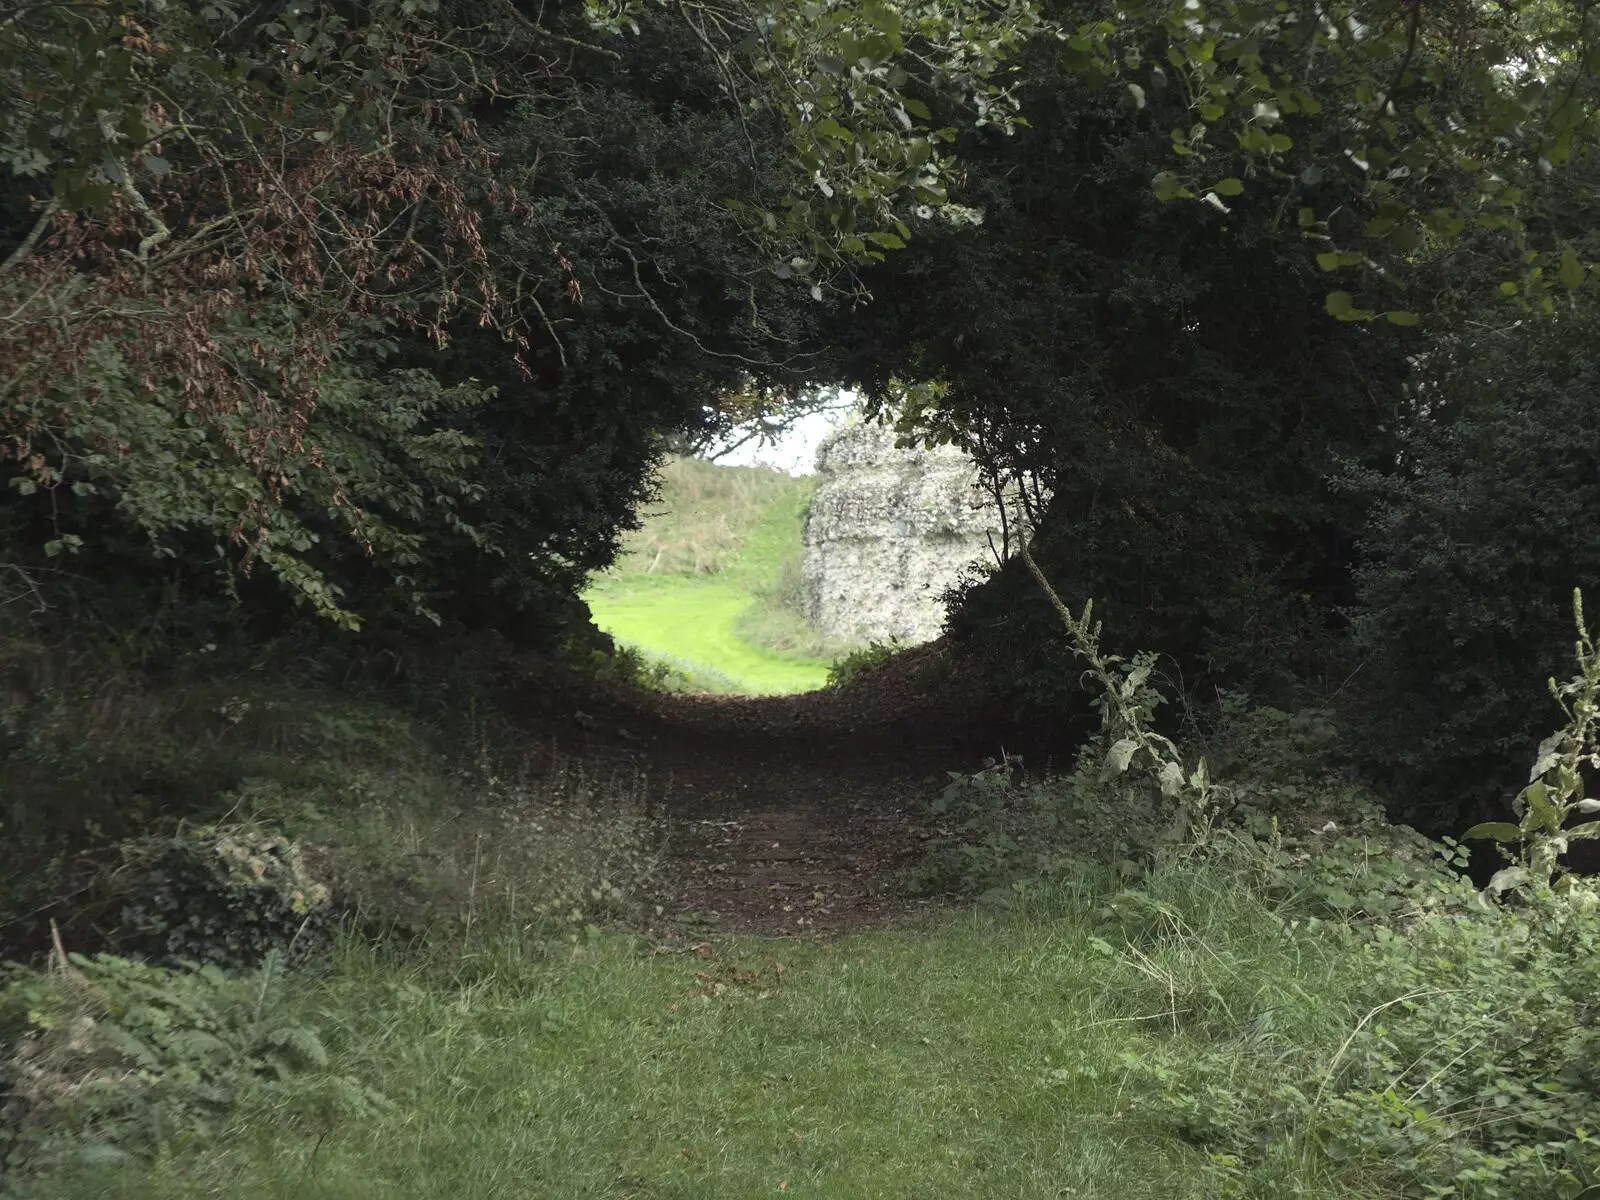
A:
229 755 664 944
827 639 898 688
1343 305 1600 833
114 826 333 970
0 950 385 1174
1126 879 1600 1200
903 737 1171 901
584 643 747 695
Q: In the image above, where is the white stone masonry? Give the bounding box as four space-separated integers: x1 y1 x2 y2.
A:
801 420 1003 645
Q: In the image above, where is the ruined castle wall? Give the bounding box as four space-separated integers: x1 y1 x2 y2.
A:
801 421 1000 645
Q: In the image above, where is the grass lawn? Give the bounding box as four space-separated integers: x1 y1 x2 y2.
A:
15 848 1396 1200
584 456 838 695
585 574 832 695
17 892 1360 1200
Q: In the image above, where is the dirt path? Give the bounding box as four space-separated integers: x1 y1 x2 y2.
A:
508 641 1079 936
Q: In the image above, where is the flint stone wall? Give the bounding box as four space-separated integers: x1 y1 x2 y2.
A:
801 421 1000 645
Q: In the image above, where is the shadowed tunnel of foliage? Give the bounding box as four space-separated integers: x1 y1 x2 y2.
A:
813 12 1600 832
2 0 1598 835
5 2 1600 1194
824 32 1412 719
0 5 853 650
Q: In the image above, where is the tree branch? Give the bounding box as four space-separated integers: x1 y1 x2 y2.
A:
495 0 621 59
0 198 60 277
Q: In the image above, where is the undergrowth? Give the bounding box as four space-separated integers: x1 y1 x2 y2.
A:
0 622 665 966
7 573 1600 1196
826 638 899 688
903 604 1600 1199
0 948 387 1175
585 642 749 694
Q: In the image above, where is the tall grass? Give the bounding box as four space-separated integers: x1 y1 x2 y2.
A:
2 866 1371 1200
8 636 1599 1198
615 456 815 577
5 839 1479 1200
0 630 659 961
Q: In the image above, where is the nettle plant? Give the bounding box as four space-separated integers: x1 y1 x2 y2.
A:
1018 538 1225 841
1465 588 1600 898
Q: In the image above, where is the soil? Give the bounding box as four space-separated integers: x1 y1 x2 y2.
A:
505 639 1087 937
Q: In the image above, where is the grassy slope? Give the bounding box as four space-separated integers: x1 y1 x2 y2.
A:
20 885 1365 1200
585 457 835 695
6 649 1586 1199
585 575 831 694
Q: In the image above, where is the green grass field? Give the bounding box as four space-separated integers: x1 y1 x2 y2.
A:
584 456 846 695
585 574 832 694
7 628 1594 1200
15 872 1373 1200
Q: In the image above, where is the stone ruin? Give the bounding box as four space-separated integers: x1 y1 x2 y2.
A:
801 419 1002 646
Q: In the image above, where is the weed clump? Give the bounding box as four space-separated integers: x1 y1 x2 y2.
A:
113 825 333 970
826 639 898 688
0 948 384 1176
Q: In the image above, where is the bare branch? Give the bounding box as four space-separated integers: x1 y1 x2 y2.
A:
494 0 621 59
0 198 60 277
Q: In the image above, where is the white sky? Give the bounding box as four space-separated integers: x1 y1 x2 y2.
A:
710 389 861 475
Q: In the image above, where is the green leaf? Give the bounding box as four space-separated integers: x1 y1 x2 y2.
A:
1523 780 1561 831
860 0 902 44
1199 103 1225 121
1297 207 1316 228
1530 732 1563 781
1485 865 1531 896
1213 177 1244 196
1558 252 1586 289
1151 171 1186 201
1158 760 1184 797
1462 822 1522 843
1385 310 1420 326
1324 291 1370 321
1100 738 1138 781
1316 252 1342 272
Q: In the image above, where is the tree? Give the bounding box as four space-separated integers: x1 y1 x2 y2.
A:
0 0 1041 633
2 0 1594 656
824 0 1599 726
1341 161 1600 831
829 19 1414 715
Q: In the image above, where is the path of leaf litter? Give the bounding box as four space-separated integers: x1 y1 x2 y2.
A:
509 640 1080 936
